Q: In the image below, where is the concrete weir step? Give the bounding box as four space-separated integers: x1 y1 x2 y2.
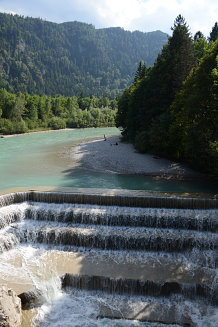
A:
0 232 19 252
18 287 196 326
19 273 218 326
1 192 218 326
61 274 218 305
24 202 218 232
15 221 218 252
1 201 218 232
1 190 217 209
97 293 194 326
62 274 218 305
1 245 216 295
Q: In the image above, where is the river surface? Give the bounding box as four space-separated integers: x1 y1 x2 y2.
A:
0 127 216 193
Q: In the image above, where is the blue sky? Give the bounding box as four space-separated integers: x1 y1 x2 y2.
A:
0 0 217 37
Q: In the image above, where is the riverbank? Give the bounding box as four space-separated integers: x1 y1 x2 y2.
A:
1 127 215 194
0 128 74 138
67 136 200 179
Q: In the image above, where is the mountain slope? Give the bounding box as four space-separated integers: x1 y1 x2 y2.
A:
0 13 168 97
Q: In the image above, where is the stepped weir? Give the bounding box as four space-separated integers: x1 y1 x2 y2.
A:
0 190 217 326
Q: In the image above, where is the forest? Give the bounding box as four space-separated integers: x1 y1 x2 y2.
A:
116 17 218 176
0 12 167 97
0 12 217 177
0 90 117 134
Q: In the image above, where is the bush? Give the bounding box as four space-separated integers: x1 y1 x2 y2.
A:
48 117 66 130
0 118 28 134
0 119 14 134
134 130 151 153
13 120 28 134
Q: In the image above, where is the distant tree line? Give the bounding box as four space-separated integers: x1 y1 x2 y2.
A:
0 90 117 134
116 17 218 176
0 12 168 97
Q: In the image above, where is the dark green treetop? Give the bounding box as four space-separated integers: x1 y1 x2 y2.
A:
134 61 147 82
194 31 205 41
208 22 218 42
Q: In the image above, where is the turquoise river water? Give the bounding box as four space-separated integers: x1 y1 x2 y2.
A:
0 127 216 193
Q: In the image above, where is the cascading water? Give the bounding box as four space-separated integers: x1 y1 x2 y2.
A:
0 192 217 327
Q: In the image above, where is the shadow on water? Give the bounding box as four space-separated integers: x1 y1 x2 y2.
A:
0 127 217 194
59 137 217 194
61 167 217 195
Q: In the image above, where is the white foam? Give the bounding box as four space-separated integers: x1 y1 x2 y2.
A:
0 202 217 326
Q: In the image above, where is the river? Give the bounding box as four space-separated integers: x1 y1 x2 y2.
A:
0 127 216 193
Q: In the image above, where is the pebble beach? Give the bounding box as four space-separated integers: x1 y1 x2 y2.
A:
68 136 198 179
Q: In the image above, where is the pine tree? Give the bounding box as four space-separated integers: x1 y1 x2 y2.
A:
134 61 146 82
193 31 207 62
168 15 195 94
170 40 218 173
194 31 205 41
116 15 195 155
208 22 218 42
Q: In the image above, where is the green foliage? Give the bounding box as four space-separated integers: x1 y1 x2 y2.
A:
117 15 194 146
0 119 14 134
0 12 168 97
193 33 208 63
0 118 28 134
194 31 205 41
134 61 147 82
134 130 150 153
208 22 218 42
116 16 218 176
48 117 66 130
0 90 118 134
116 86 135 137
170 40 218 173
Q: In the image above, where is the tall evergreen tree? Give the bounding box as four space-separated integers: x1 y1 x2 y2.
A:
208 22 218 42
134 61 147 82
170 40 218 174
117 15 195 155
168 15 195 93
194 31 205 41
193 32 208 63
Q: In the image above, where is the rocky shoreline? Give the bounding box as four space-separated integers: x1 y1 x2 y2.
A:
0 285 22 327
67 136 200 179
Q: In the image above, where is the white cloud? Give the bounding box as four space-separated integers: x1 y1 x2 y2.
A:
0 0 217 36
70 0 218 36
94 0 142 28
88 0 217 36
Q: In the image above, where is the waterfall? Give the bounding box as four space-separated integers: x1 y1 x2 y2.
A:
0 191 217 209
0 192 217 326
60 274 218 305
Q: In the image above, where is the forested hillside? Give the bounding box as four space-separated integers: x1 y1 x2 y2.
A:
0 12 168 97
116 17 218 176
0 90 117 134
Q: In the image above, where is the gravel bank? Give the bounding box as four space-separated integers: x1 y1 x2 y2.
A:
68 136 198 178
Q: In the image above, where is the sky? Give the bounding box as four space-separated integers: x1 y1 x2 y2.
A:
0 0 217 37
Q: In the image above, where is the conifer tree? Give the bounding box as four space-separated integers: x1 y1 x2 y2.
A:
193 31 207 62
208 22 218 42
116 15 195 153
194 31 205 41
170 40 218 173
168 15 195 94
134 61 147 82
